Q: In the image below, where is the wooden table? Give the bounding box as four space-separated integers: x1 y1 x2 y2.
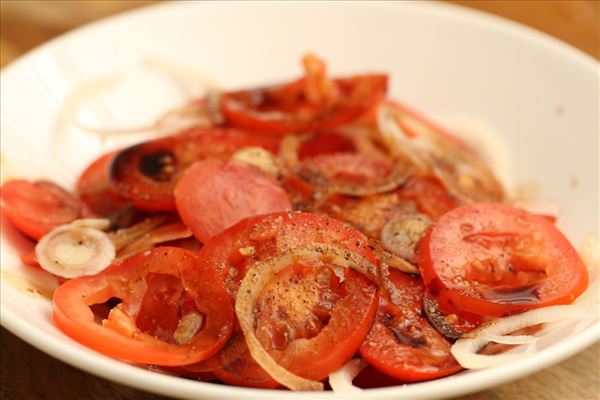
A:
1 1 598 399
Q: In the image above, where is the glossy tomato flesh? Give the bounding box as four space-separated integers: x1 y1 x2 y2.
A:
76 152 127 216
418 203 589 317
359 271 461 382
198 212 378 388
397 176 458 221
1 180 92 240
110 127 280 211
52 247 234 366
221 75 388 135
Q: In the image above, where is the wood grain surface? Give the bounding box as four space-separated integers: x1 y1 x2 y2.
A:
1 1 598 400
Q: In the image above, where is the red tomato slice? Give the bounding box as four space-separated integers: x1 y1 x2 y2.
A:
319 192 417 239
220 75 388 135
253 261 377 382
280 174 317 212
354 365 402 388
397 175 458 220
299 153 393 189
359 271 461 382
53 247 234 366
0 180 92 240
422 291 485 339
110 127 280 211
174 160 291 243
198 212 378 388
76 152 127 216
297 131 356 160
417 203 589 317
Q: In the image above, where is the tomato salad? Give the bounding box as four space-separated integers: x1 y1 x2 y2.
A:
0 54 590 391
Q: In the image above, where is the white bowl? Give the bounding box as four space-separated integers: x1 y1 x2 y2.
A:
1 2 598 399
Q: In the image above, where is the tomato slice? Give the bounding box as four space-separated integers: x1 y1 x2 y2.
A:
52 246 234 366
220 56 387 134
417 203 589 317
76 152 127 216
298 153 394 190
319 192 417 239
0 180 92 240
354 365 402 388
297 131 356 160
198 212 378 388
110 127 280 211
397 175 458 220
422 291 484 339
359 271 461 382
174 160 291 243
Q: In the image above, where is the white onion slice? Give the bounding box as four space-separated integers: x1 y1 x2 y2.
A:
377 104 504 203
69 218 111 230
451 305 595 369
485 335 537 345
231 147 280 177
325 164 412 197
380 213 431 263
376 104 429 169
235 242 378 391
370 239 420 275
328 358 367 393
35 221 116 278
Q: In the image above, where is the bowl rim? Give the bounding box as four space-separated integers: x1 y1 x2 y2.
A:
1 1 598 399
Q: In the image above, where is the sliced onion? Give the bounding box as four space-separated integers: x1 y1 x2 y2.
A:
423 295 463 340
231 147 281 177
108 215 168 251
377 104 504 203
380 213 431 263
324 163 412 197
370 239 419 275
373 257 402 307
35 221 116 278
279 134 305 169
70 218 111 230
235 242 378 391
376 104 430 169
173 312 205 345
485 335 537 345
328 358 367 393
451 305 595 369
116 221 193 259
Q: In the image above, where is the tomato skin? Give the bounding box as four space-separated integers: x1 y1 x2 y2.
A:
52 247 234 366
110 127 280 211
354 365 402 388
198 211 378 388
297 131 356 160
397 176 458 221
174 160 291 243
76 152 127 216
299 152 393 189
417 204 589 318
359 271 461 382
0 180 91 240
254 262 378 382
221 75 388 135
422 291 485 339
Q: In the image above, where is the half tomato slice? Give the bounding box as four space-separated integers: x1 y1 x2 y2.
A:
53 246 234 366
